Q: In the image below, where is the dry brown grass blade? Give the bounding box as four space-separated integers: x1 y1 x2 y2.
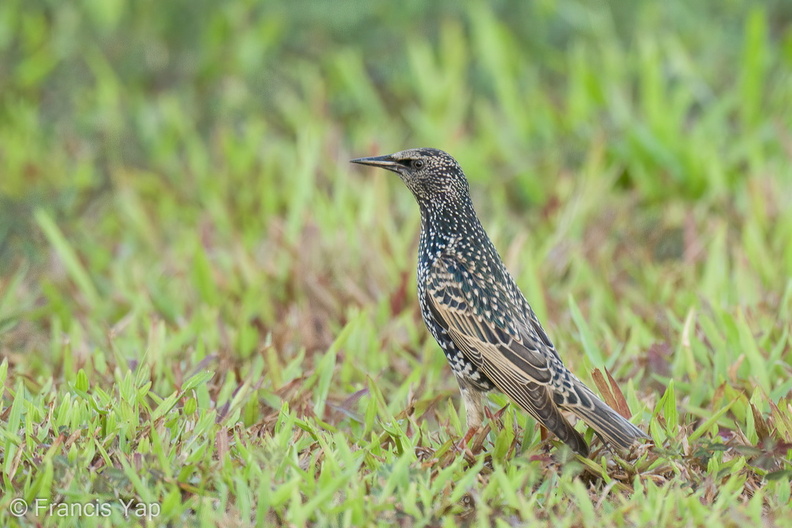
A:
591 368 615 409
768 398 792 442
605 368 633 419
591 368 632 419
750 402 772 443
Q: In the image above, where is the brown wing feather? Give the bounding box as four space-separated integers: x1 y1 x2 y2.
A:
425 255 588 454
425 256 553 384
427 255 647 453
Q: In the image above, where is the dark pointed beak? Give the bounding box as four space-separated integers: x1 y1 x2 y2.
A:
350 154 399 171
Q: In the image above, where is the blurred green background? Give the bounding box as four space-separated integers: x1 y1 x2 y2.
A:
1 0 792 525
2 0 791 359
3 0 791 215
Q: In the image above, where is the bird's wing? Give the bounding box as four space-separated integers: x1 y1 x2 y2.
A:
425 254 644 453
424 254 555 385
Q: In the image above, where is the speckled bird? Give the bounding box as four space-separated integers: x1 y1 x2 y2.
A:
351 147 647 456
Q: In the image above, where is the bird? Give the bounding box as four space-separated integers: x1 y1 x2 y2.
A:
351 147 647 456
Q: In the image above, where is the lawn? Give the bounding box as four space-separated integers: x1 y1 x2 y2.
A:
1 0 792 526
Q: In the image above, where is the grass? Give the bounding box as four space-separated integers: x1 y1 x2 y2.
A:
1 0 792 526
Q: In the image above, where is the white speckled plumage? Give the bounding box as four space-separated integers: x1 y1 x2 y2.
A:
351 148 647 456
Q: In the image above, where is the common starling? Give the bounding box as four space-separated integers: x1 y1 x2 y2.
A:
351 148 647 456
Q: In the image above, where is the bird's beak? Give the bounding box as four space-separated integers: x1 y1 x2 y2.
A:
350 155 399 171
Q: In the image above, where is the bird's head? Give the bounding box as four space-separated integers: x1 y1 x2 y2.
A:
351 148 470 207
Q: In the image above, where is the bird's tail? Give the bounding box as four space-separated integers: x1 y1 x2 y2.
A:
566 382 648 450
507 381 591 456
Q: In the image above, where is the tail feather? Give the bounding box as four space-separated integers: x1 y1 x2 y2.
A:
529 389 589 456
566 382 647 450
482 364 644 455
496 376 590 456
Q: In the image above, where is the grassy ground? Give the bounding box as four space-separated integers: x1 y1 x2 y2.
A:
2 0 792 526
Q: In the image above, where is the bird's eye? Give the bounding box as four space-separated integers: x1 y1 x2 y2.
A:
412 159 425 170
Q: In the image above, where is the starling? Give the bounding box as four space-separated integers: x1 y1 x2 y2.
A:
351 147 647 456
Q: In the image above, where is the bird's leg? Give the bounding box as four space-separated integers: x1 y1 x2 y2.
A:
456 384 485 450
